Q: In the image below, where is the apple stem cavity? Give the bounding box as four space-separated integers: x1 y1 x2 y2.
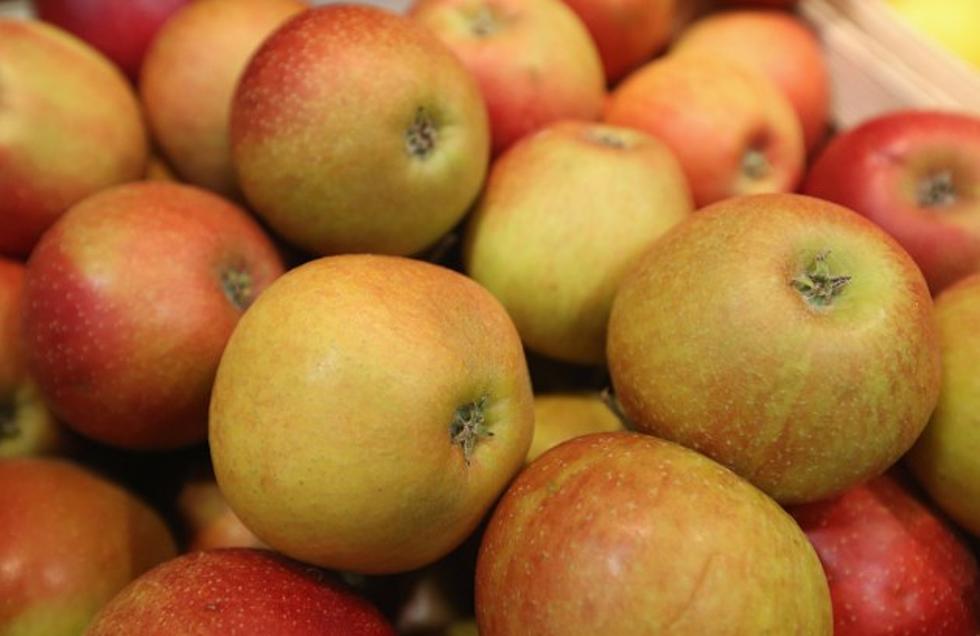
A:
406 107 438 160
469 5 502 37
918 170 957 208
221 268 253 311
792 251 851 308
450 395 492 465
741 147 771 181
585 129 628 150
0 401 17 441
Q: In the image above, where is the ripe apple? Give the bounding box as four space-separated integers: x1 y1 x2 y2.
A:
789 471 980 635
140 0 306 197
476 432 832 634
34 0 190 80
86 549 395 635
804 110 980 293
606 193 941 504
605 54 804 207
906 273 980 537
672 9 830 151
231 5 489 256
464 121 692 364
210 255 534 574
527 392 624 463
558 0 676 83
0 458 176 635
177 472 264 552
22 182 285 450
0 19 147 258
886 0 980 70
410 0 605 156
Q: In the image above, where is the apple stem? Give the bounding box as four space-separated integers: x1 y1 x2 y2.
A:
918 170 957 208
741 148 771 180
0 401 17 441
406 108 438 159
221 268 253 311
791 251 851 308
450 395 492 465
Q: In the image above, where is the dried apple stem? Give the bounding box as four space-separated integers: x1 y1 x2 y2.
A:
450 395 492 464
918 170 957 208
791 251 851 308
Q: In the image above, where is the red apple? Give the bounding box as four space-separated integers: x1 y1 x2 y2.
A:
410 0 606 156
0 458 177 635
231 5 489 256
140 0 307 196
673 9 830 151
804 110 980 293
0 19 148 258
22 182 285 450
86 549 394 635
607 194 941 504
605 54 805 207
789 472 980 635
476 432 832 634
34 0 190 81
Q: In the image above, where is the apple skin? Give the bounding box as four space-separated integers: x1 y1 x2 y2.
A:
527 393 624 463
788 472 980 635
906 273 980 537
0 19 148 258
606 193 941 504
34 0 190 80
605 54 804 207
176 474 264 552
804 110 980 293
22 182 285 450
0 458 177 635
476 432 832 635
86 549 395 636
672 10 830 152
210 255 534 574
463 121 692 364
140 0 307 197
231 5 489 256
410 0 606 157
886 0 980 70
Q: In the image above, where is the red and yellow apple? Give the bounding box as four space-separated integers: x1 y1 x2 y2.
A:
607 193 941 504
527 392 624 463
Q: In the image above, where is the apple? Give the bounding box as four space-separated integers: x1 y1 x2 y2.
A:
672 9 830 151
22 181 285 450
86 549 395 635
210 254 534 574
606 193 941 504
145 154 178 182
464 121 692 364
0 258 63 459
527 392 624 463
231 5 489 256
906 273 980 537
176 471 264 552
789 471 980 635
804 110 980 293
34 0 190 80
605 53 805 207
476 432 832 634
0 19 147 258
559 0 676 83
886 0 980 70
410 0 605 156
0 458 177 635
140 0 306 197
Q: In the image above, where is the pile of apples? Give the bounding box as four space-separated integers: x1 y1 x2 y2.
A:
2 0 980 633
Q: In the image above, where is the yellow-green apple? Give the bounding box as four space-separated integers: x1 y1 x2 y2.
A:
559 0 676 84
527 392 623 463
22 182 285 450
672 10 829 151
0 458 176 635
604 54 805 207
804 111 980 293
464 121 692 364
140 0 306 197
476 432 832 635
789 471 980 635
231 5 489 256
0 258 62 459
607 193 941 504
177 472 264 552
86 549 395 635
906 273 980 537
410 0 605 156
34 0 190 80
210 255 534 574
886 0 980 70
0 19 147 258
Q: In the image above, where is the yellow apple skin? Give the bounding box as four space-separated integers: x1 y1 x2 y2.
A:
210 255 534 574
887 0 980 69
907 273 980 537
527 393 624 463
